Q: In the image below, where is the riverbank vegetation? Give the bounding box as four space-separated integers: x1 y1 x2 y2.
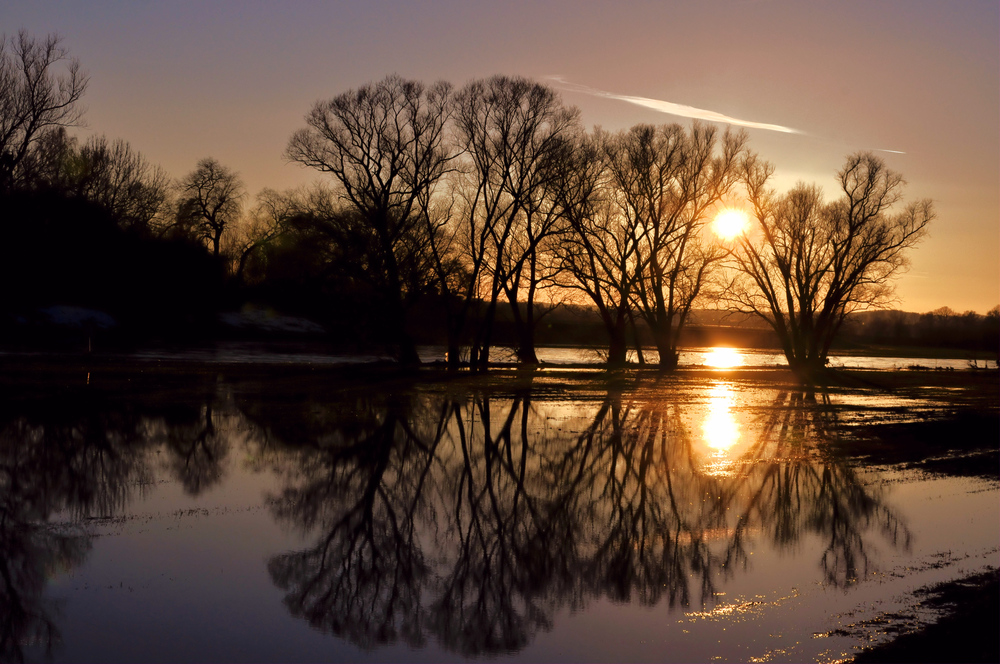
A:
2 31 995 378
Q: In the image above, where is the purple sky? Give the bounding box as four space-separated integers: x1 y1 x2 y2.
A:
3 0 997 313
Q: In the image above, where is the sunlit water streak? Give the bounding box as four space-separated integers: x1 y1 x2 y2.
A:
699 382 742 476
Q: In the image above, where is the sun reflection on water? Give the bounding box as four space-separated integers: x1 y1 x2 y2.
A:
703 347 744 369
699 382 742 475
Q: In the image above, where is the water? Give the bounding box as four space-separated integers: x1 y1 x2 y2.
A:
1 365 996 662
110 342 981 371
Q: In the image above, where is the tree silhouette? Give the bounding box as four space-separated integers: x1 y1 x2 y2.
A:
224 188 296 285
286 75 454 365
0 31 87 192
173 157 245 258
728 152 933 379
622 123 746 369
74 135 170 234
452 76 580 368
552 133 646 365
16 129 170 234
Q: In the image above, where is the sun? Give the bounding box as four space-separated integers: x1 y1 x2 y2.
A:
713 209 749 240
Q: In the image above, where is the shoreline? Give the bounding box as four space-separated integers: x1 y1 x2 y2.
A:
853 568 999 663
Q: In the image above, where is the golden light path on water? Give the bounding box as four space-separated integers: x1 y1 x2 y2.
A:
700 381 742 475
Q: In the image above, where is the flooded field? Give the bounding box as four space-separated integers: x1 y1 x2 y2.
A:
1 360 996 662
10 342 981 371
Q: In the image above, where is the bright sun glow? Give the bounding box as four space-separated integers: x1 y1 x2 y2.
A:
713 209 749 240
704 347 743 369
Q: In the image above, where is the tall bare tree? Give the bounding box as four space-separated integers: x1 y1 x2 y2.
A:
553 132 648 365
728 152 933 378
615 123 746 369
287 75 454 365
0 31 88 191
452 76 579 369
174 157 245 258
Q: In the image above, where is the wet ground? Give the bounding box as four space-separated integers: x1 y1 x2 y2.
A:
0 357 996 662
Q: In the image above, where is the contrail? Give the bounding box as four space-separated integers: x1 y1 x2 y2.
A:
548 76 801 134
875 148 907 154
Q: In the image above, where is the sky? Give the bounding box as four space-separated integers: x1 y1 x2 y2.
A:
3 0 997 314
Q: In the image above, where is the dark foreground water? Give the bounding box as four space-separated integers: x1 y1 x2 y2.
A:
1 365 996 663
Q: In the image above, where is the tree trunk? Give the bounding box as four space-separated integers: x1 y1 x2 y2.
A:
398 332 421 366
608 324 628 366
472 299 498 373
648 319 679 371
628 310 645 364
446 340 461 371
657 341 679 371
445 310 465 370
508 299 539 364
386 290 419 366
787 354 826 385
516 316 539 365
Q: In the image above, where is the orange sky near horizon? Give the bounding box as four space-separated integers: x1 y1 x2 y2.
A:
2 0 997 314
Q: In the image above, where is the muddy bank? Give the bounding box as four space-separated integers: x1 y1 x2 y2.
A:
853 568 999 663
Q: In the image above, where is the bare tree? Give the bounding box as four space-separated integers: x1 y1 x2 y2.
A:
15 129 170 233
174 157 245 258
452 76 579 369
224 188 298 284
728 152 933 378
286 75 454 365
0 31 88 191
614 123 746 369
553 132 648 365
76 135 170 233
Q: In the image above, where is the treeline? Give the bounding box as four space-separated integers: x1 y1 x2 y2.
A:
844 308 1000 353
2 31 965 374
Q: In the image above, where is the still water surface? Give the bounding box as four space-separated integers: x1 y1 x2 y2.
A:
3 364 996 662
114 343 980 371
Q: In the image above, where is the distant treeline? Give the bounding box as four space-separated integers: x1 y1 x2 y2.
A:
841 308 999 354
451 305 999 355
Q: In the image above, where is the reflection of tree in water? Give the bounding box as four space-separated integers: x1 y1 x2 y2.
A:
572 395 726 607
718 390 910 586
430 393 564 655
260 382 911 656
0 375 251 661
0 393 151 662
146 380 238 496
265 392 447 649
0 517 89 664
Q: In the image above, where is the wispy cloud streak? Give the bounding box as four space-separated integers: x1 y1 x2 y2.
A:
549 76 801 134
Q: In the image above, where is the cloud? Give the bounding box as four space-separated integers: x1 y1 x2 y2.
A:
548 76 801 134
